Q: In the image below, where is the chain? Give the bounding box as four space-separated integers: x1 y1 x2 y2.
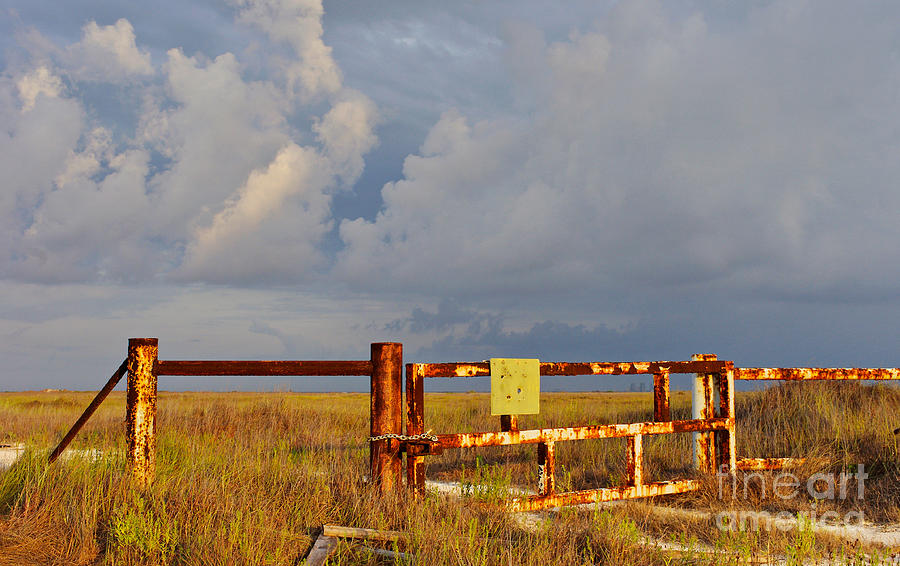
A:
368 430 438 443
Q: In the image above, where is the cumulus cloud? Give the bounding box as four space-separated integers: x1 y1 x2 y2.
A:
1 70 83 271
314 89 379 185
179 143 333 282
3 0 900 306
2 0 377 284
65 19 153 81
15 66 63 111
338 0 900 306
229 0 342 100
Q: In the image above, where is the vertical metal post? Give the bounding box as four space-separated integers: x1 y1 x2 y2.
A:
537 441 555 496
626 434 643 487
370 342 403 493
126 338 158 488
692 353 716 473
653 369 670 421
716 364 737 474
500 414 519 432
405 363 425 497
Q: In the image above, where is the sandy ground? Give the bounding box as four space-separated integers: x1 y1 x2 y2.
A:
0 444 107 470
0 444 25 470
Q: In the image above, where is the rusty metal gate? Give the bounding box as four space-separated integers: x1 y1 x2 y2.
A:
398 356 737 512
731 366 900 471
51 338 900 509
50 339 404 489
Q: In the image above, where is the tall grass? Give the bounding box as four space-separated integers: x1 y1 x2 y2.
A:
1 384 899 564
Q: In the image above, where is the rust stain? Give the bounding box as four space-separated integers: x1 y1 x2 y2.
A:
626 434 643 487
454 364 489 377
716 368 737 474
736 368 900 380
126 338 158 488
157 359 372 376
653 370 670 421
417 360 730 378
370 343 403 493
437 418 731 448
691 354 717 474
405 363 426 496
537 441 555 496
500 414 519 432
695 432 713 474
508 480 701 512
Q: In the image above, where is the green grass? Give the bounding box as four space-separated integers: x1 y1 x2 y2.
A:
1 384 900 564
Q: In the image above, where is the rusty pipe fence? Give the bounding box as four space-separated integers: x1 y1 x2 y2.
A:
396 357 736 512
381 359 900 510
51 339 900 509
51 339 403 489
730 366 900 472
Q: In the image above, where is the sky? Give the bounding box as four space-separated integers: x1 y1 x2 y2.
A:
1 0 899 392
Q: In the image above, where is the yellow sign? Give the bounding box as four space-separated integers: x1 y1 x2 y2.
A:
490 358 540 416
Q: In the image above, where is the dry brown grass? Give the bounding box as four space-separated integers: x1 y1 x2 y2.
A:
1 384 899 564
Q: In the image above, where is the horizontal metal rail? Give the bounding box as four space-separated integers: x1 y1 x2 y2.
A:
736 367 900 380
157 360 372 376
416 360 729 378
508 479 701 512
437 418 732 448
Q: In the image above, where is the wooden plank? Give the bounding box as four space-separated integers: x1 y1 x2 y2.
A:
322 524 408 543
304 534 338 566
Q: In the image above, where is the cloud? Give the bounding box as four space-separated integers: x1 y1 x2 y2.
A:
178 143 332 282
2 0 377 285
1 70 84 271
229 0 341 100
314 89 379 185
66 19 153 81
386 299 502 334
3 0 900 392
15 65 62 111
337 1 900 306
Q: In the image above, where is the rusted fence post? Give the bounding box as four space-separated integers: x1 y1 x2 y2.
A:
405 363 425 497
537 441 555 495
627 434 643 487
371 342 402 493
716 364 737 474
126 338 158 488
500 414 519 432
653 369 670 421
691 353 716 473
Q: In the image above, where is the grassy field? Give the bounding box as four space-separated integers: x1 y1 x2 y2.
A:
1 383 900 564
